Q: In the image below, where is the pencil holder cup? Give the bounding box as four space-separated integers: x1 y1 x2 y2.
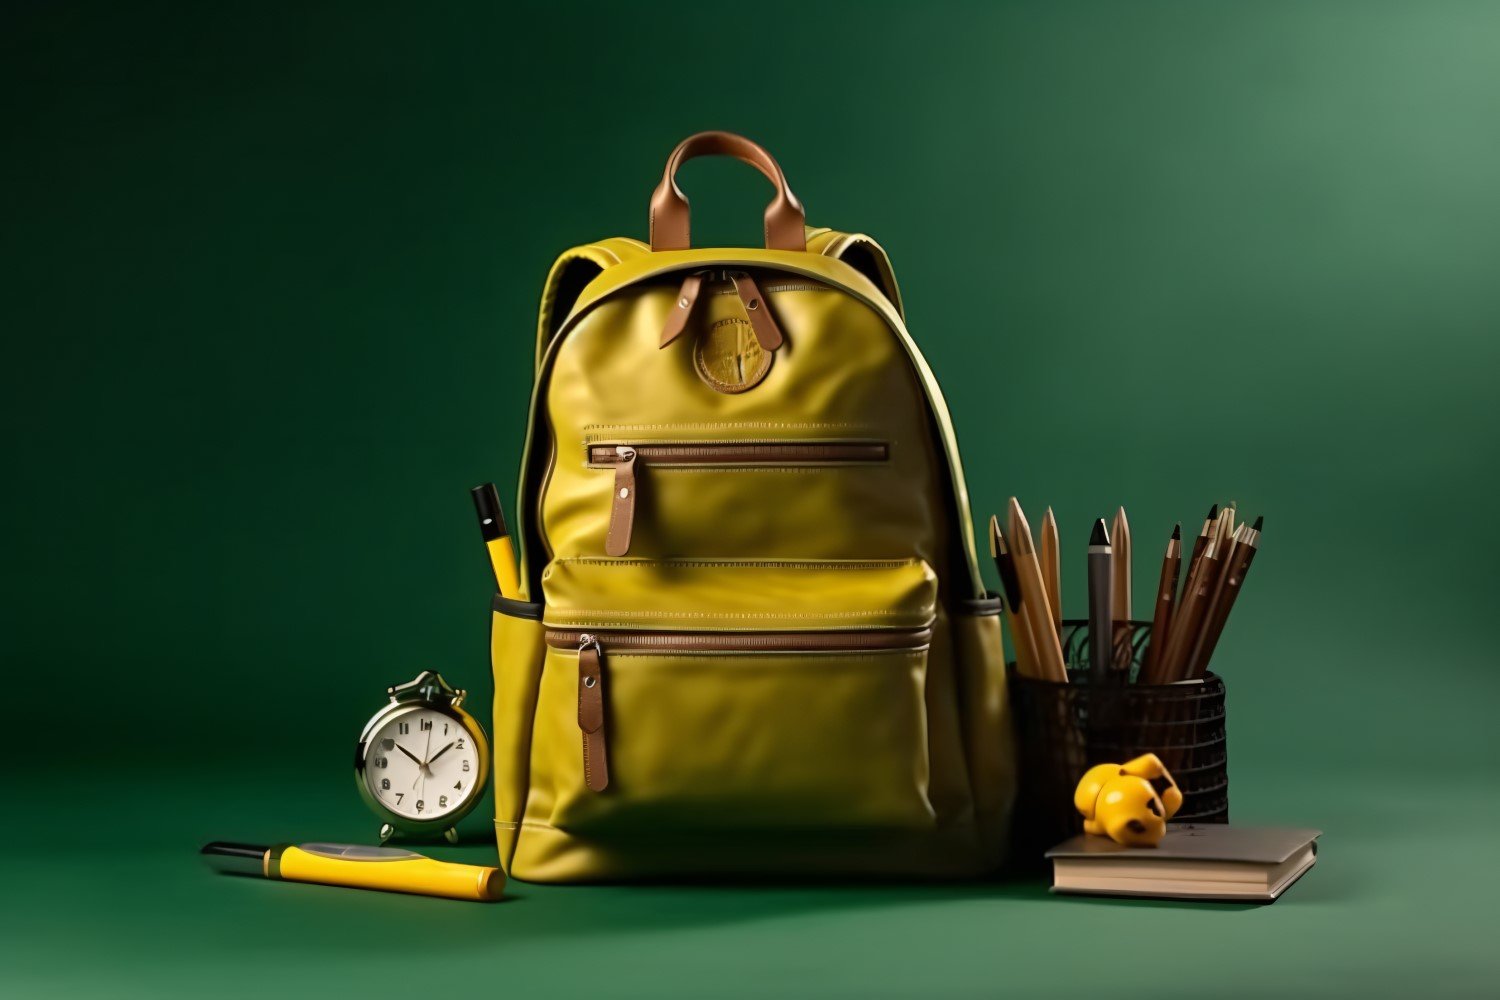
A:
1007 619 1229 865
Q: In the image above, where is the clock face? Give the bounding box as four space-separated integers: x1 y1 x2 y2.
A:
362 708 480 822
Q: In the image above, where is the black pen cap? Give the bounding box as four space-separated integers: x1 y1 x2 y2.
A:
201 841 269 877
470 483 507 541
1090 518 1110 547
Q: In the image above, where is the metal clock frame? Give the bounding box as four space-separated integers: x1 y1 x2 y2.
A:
354 670 491 844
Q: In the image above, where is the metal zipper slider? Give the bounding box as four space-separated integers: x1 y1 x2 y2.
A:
728 271 783 351
660 271 707 348
576 634 609 792
604 446 637 557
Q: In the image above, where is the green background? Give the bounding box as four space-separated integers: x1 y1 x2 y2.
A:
5 0 1497 996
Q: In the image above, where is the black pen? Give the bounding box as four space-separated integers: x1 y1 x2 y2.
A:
1087 518 1114 687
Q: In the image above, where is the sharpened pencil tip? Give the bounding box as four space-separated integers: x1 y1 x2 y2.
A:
1207 503 1219 520
1171 522 1181 540
1090 518 1110 545
1252 515 1263 531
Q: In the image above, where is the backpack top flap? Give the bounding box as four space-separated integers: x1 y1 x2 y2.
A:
534 229 904 370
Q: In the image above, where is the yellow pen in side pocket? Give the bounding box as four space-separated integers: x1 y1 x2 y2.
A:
202 841 505 902
471 482 522 600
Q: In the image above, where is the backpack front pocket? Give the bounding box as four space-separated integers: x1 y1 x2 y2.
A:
587 440 890 557
526 558 938 834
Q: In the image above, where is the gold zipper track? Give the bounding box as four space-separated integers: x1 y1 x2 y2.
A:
587 442 889 466
545 627 932 653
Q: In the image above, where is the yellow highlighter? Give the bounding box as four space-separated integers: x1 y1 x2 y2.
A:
471 482 522 600
201 841 505 902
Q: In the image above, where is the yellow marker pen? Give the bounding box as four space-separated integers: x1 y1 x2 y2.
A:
201 841 505 902
471 482 522 600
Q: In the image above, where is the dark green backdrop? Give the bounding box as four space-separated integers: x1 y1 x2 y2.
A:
4 1 1497 997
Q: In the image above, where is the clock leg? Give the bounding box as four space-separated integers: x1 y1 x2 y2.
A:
444 827 459 845
379 823 395 844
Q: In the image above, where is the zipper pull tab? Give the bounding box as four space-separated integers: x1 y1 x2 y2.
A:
729 272 784 352
576 634 610 792
604 446 637 557
660 272 706 348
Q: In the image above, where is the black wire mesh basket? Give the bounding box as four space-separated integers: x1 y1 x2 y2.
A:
1008 619 1229 864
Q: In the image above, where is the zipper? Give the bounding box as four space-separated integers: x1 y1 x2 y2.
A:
660 269 787 351
555 625 931 794
592 441 889 557
603 446 637 557
575 634 609 792
546 625 932 654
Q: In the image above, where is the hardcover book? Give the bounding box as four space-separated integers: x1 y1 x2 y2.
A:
1046 825 1321 902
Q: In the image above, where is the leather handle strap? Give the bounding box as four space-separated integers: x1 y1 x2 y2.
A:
649 131 807 252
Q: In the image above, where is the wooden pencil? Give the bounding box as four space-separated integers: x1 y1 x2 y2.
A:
1140 523 1182 683
1158 530 1228 682
1041 507 1061 638
990 515 1039 678
1182 503 1218 599
1218 505 1236 552
1008 498 1069 682
1110 505 1133 673
1184 516 1262 678
1169 504 1222 653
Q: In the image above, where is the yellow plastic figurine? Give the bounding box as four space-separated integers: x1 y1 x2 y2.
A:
1074 753 1184 847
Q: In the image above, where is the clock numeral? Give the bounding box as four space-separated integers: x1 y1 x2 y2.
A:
380 738 395 751
395 793 404 804
398 722 409 735
439 795 448 808
456 738 465 750
419 719 432 732
462 760 471 772
443 722 449 735
380 778 390 790
453 781 462 790
374 756 387 769
415 799 425 813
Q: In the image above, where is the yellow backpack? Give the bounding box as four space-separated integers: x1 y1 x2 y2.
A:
490 132 1015 881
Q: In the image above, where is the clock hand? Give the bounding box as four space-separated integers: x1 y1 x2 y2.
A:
422 727 433 764
427 741 457 765
394 743 422 766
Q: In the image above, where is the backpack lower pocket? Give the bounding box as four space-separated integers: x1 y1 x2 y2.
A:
526 558 938 834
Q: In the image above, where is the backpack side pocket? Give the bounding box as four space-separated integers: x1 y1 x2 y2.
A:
491 594 546 873
951 599 1017 867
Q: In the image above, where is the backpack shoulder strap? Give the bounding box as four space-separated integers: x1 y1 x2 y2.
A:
804 227 905 319
535 237 650 368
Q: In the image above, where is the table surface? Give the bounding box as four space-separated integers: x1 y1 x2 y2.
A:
7 767 1495 999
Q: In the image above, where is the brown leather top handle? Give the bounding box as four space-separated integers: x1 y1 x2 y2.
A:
649 131 807 252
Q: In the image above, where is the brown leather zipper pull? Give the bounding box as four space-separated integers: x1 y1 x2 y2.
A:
604 446 637 557
660 272 706 348
576 636 609 792
729 272 784 351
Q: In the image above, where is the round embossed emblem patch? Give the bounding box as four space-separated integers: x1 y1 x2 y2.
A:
694 316 773 394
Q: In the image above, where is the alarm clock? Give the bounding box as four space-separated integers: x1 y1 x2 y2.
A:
354 670 490 844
